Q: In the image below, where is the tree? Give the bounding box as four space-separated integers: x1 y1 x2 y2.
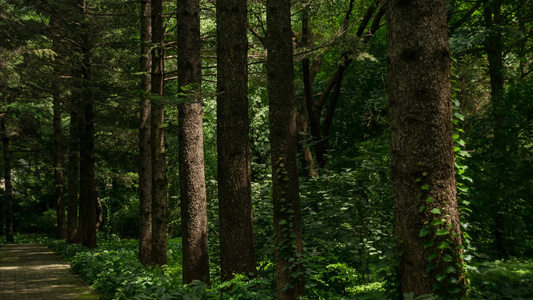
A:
1 114 14 243
51 16 66 240
266 0 304 297
138 0 153 266
151 0 167 266
67 93 80 244
216 0 257 282
177 0 210 284
77 0 97 249
386 0 465 297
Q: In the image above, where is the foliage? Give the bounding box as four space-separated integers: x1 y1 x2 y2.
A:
469 258 533 299
1 0 533 298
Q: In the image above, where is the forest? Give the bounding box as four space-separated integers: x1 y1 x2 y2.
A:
1 0 532 299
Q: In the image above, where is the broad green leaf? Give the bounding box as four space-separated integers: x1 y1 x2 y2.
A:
438 241 450 249
436 229 449 236
430 208 441 214
431 219 443 226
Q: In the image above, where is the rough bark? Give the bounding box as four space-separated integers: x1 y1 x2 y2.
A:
138 0 152 266
178 0 210 284
216 0 257 282
151 0 167 266
266 0 304 298
387 0 464 297
1 117 14 243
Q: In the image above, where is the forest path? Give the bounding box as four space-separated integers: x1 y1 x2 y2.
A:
0 243 99 300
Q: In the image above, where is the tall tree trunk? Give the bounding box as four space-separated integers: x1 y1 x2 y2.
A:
483 0 514 257
298 5 318 177
1 117 14 243
151 0 167 266
266 0 304 298
138 0 152 266
53 86 66 240
67 102 79 243
178 0 210 284
78 0 97 249
216 0 257 282
51 16 66 240
387 0 465 297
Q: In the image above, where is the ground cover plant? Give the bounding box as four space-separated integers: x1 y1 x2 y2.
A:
4 233 530 299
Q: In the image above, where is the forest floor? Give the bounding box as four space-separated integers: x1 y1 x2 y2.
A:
0 243 99 300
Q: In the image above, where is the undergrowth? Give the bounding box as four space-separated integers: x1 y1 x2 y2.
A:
5 234 532 299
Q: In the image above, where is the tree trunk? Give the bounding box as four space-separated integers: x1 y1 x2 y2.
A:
178 0 210 284
53 90 66 240
483 0 514 257
151 0 167 266
1 117 14 243
216 0 257 283
266 0 304 298
78 0 97 249
387 0 465 297
138 0 152 266
51 16 66 240
67 102 79 244
298 6 318 177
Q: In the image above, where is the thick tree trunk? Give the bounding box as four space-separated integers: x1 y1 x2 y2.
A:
266 0 304 298
67 105 79 243
216 0 257 283
387 0 465 297
138 0 152 266
151 0 167 266
1 118 14 243
178 0 210 284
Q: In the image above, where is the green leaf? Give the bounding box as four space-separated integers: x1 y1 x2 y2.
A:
419 205 426 212
430 219 443 226
430 208 441 214
445 266 457 273
419 227 430 237
424 240 435 248
428 252 438 261
438 241 450 249
421 184 429 190
436 229 449 236
442 254 453 262
436 273 446 281
425 197 434 203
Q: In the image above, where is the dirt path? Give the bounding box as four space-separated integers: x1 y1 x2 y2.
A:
0 243 99 300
